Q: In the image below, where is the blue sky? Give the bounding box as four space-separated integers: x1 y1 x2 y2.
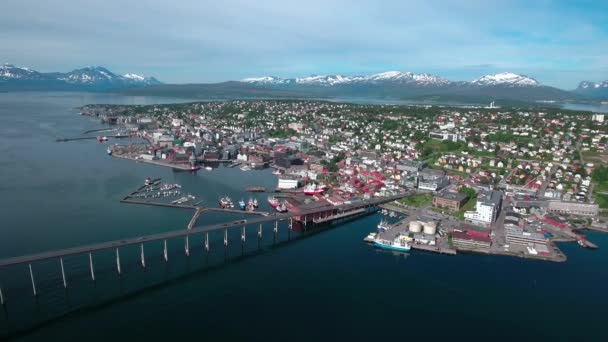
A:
1 0 607 88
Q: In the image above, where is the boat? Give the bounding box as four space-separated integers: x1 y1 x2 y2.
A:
144 177 152 186
373 235 411 252
253 198 258 208
272 169 282 175
275 203 288 213
246 187 266 192
268 196 280 208
303 183 326 195
240 165 252 171
205 166 212 171
238 199 246 210
107 147 112 155
246 198 256 211
377 219 390 232
219 197 234 209
364 232 377 243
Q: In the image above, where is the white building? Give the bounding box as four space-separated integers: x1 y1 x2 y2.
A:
464 190 503 225
592 114 604 123
277 177 299 190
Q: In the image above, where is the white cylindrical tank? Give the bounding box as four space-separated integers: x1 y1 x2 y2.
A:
409 221 422 233
423 221 437 235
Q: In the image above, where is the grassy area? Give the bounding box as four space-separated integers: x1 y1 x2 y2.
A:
400 193 433 207
593 182 608 209
455 198 477 220
419 139 465 159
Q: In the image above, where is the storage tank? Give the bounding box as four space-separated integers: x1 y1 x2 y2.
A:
423 221 437 235
409 221 422 233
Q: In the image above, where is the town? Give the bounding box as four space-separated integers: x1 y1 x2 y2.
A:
80 100 608 262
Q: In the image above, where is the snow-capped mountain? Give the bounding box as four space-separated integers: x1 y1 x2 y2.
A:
242 71 541 88
471 72 539 87
0 63 161 89
578 80 608 89
0 64 47 80
575 80 608 98
241 71 450 87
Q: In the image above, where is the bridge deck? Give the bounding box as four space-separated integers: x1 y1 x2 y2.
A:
0 194 408 267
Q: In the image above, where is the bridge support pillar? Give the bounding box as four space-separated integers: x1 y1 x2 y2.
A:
89 253 95 281
185 236 190 256
205 232 210 252
0 285 4 306
241 226 246 243
140 243 146 268
60 257 67 289
273 220 278 234
163 240 168 262
29 263 37 297
224 229 228 247
116 248 121 275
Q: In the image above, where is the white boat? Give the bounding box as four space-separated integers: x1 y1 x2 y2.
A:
377 219 390 232
303 183 326 195
373 235 411 252
205 166 213 171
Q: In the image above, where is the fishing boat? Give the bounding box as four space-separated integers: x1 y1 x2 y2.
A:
303 183 326 195
106 147 112 155
219 197 234 209
253 198 259 208
268 196 280 208
373 235 411 252
275 203 288 213
246 198 256 211
238 199 246 210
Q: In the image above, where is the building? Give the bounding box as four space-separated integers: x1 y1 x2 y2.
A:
429 131 464 142
417 170 449 192
505 226 548 246
451 230 491 249
433 191 468 211
592 114 605 123
547 201 599 217
396 160 427 173
464 190 502 225
277 176 300 190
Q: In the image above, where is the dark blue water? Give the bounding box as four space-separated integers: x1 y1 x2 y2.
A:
0 92 607 341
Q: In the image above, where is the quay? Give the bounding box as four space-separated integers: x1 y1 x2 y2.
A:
112 154 200 171
120 198 198 210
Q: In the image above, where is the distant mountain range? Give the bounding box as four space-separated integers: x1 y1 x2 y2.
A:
575 80 608 99
124 71 586 103
1 63 606 103
0 64 161 91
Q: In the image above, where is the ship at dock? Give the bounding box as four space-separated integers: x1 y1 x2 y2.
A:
268 196 280 208
373 234 411 252
303 183 326 195
219 196 234 209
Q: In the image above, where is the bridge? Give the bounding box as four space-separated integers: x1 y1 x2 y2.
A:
0 193 410 305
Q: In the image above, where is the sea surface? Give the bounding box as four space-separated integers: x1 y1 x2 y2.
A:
0 92 607 341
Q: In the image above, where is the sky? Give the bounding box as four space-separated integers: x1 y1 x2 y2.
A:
1 0 607 88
